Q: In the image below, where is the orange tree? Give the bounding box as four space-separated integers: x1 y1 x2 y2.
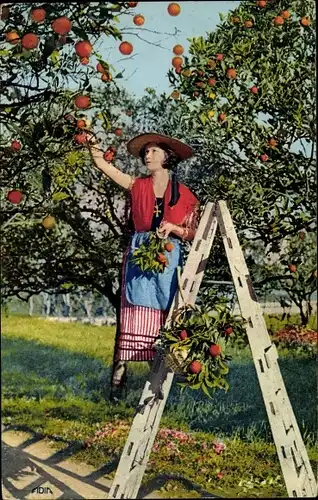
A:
166 0 316 324
1 81 200 311
1 83 141 311
0 1 148 311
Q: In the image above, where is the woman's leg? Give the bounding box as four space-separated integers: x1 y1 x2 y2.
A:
111 360 127 387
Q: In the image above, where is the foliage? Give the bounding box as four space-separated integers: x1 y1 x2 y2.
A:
156 290 248 398
166 0 316 323
258 231 317 325
131 232 174 273
1 1 316 328
0 2 139 308
271 324 317 358
2 315 316 498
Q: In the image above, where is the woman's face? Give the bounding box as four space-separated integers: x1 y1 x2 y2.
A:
143 143 166 172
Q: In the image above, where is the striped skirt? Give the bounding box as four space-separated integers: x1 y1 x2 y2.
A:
116 243 174 362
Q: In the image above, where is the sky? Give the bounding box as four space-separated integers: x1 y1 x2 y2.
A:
94 1 239 98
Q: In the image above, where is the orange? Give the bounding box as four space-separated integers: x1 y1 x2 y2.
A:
300 17 311 26
7 190 24 204
167 3 181 16
226 68 237 79
218 113 226 121
128 2 138 6
101 72 112 82
172 56 183 68
74 133 88 145
51 16 72 35
244 20 253 28
268 138 278 147
133 14 144 26
96 62 106 73
273 16 284 26
6 31 20 44
257 0 266 7
80 57 89 65
76 119 86 129
209 344 221 357
119 41 133 55
114 128 122 136
10 140 21 151
75 40 92 58
31 8 46 23
171 90 180 99
189 361 202 374
103 148 116 162
42 216 56 230
165 242 174 252
173 44 184 55
280 10 290 19
21 33 39 49
74 95 90 109
156 253 168 264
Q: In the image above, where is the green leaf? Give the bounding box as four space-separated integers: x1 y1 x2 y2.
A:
52 192 70 201
201 383 212 399
61 282 73 289
50 49 60 66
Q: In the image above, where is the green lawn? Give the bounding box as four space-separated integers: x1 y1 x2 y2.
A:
1 315 317 498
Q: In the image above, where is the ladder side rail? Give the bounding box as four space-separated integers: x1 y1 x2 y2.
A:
108 202 217 499
128 202 220 498
216 200 317 498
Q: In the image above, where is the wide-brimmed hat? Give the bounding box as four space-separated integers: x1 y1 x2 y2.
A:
127 132 193 161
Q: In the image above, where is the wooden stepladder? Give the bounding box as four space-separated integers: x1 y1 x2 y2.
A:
108 201 317 499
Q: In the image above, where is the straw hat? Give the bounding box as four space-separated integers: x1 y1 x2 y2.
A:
127 132 193 161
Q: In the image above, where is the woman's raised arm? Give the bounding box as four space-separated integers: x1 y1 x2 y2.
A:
86 133 134 190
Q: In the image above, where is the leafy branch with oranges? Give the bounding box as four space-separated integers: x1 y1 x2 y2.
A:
131 231 175 273
156 290 248 398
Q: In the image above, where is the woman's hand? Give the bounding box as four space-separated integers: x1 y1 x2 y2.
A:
158 221 177 239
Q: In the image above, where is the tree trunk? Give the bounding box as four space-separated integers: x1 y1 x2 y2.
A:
299 301 308 327
109 287 122 397
28 295 34 316
42 292 50 316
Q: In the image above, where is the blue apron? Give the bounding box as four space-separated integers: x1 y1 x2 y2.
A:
125 232 183 311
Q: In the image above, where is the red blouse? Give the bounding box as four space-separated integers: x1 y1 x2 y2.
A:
130 176 199 233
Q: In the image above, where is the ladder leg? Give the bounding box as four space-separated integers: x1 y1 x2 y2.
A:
108 202 218 499
216 200 317 498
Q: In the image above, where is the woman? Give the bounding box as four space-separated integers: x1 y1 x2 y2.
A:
88 132 200 388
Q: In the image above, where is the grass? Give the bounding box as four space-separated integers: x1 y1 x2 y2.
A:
1 314 317 498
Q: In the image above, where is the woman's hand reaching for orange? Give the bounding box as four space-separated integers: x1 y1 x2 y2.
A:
158 221 176 239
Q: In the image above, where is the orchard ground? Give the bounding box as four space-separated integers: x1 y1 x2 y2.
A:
2 314 317 498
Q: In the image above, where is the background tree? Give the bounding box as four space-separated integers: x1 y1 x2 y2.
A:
0 3 180 314
1 1 316 326
165 0 316 323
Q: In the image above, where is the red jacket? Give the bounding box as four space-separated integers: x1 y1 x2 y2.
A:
130 176 199 232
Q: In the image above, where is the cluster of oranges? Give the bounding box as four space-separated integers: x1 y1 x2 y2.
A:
231 2 311 27
5 12 73 50
119 3 181 57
